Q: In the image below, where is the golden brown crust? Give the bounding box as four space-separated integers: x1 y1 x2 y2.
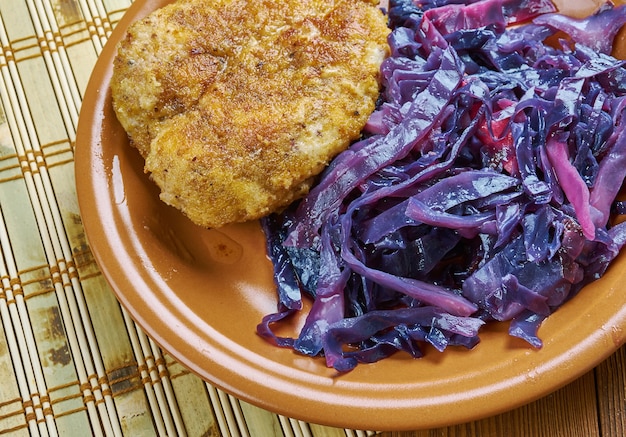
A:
111 0 389 228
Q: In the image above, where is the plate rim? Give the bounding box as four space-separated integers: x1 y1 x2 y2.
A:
75 0 626 431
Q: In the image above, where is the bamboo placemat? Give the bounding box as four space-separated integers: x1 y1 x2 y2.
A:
0 0 379 435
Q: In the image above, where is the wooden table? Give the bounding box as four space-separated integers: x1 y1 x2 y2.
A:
0 0 622 435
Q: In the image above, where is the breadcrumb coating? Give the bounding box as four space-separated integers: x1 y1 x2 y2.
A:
111 0 389 228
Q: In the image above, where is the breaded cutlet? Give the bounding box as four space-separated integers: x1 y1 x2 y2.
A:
111 0 389 228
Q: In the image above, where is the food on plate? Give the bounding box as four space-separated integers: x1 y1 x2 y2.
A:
110 0 390 228
259 0 626 371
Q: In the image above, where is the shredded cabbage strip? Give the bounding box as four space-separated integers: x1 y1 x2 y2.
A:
258 0 626 371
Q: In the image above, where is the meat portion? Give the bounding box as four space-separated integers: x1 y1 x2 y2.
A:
111 0 389 228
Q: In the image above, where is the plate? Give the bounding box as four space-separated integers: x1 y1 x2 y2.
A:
75 0 626 431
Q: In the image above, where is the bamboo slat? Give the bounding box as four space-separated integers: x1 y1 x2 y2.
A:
0 0 377 434
0 0 623 436
596 346 626 437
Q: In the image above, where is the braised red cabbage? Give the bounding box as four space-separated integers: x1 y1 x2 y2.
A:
257 0 626 371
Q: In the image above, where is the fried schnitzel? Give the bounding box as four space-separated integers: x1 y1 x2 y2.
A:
111 0 389 228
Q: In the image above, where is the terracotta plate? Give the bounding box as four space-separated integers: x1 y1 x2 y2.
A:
75 0 626 431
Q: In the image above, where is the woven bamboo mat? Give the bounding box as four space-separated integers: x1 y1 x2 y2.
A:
0 0 379 435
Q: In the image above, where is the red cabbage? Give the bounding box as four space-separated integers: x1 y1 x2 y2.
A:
257 0 626 371
533 2 626 55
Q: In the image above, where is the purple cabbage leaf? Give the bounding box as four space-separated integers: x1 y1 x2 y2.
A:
257 0 626 372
